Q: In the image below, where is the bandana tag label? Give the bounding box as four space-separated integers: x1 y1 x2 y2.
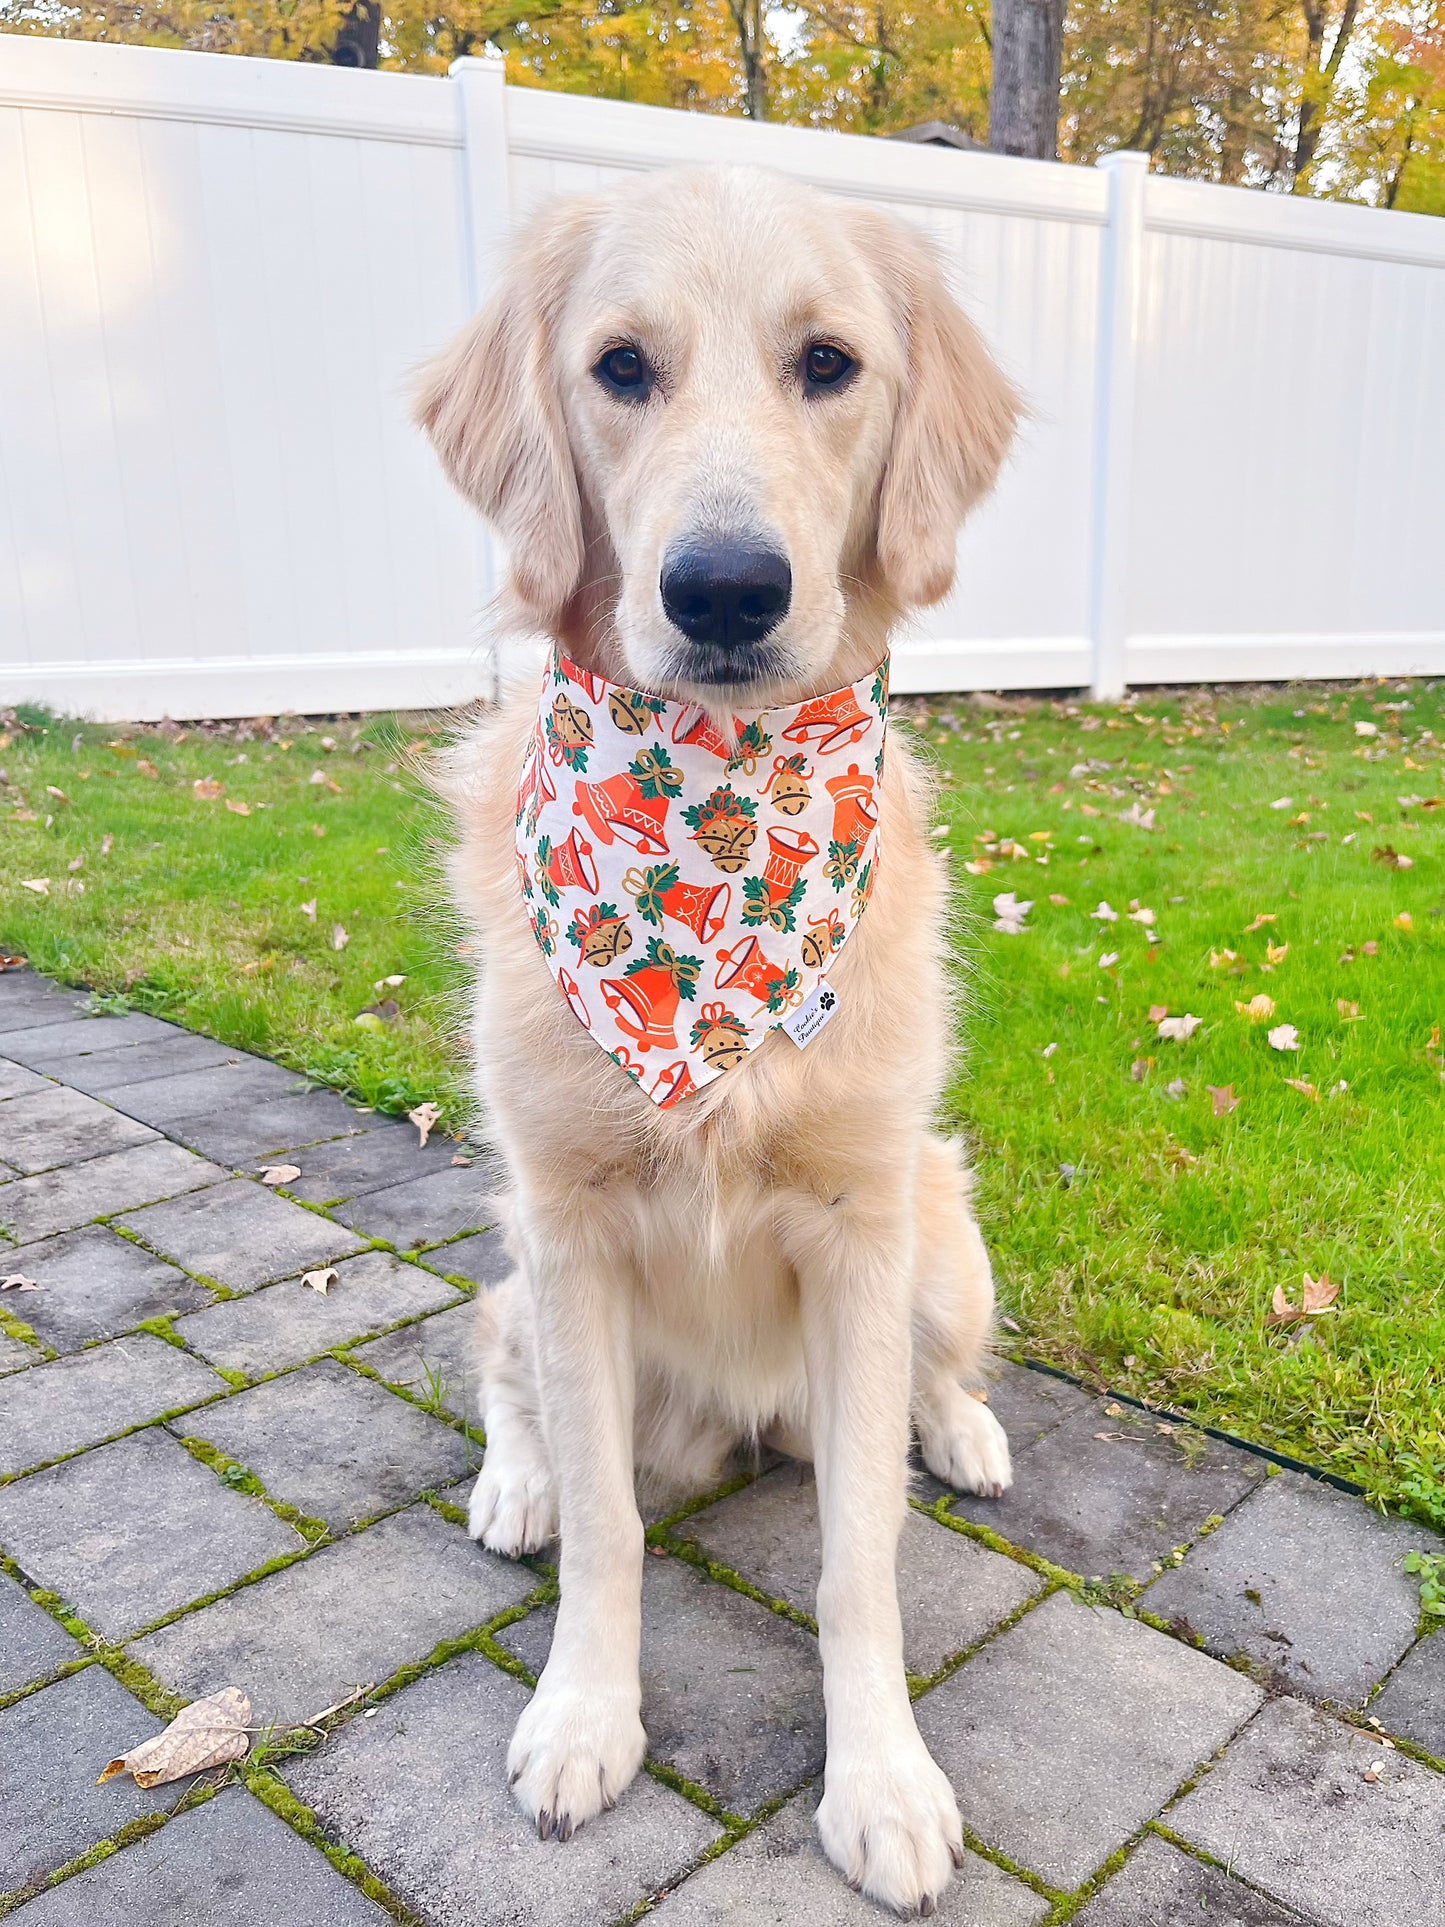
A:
775 976 840 1050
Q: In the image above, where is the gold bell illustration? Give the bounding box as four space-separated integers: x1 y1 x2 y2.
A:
825 765 878 849
759 753 812 815
800 909 846 971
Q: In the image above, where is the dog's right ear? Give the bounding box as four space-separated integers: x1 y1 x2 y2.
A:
414 203 596 625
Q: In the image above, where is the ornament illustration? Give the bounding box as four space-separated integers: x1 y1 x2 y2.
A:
758 752 812 814
682 784 758 872
623 863 732 943
715 934 804 1013
689 1003 751 1072
825 765 878 850
609 687 666 736
566 902 634 968
521 647 887 1104
528 904 558 957
574 743 682 854
546 693 594 771
800 908 846 971
517 728 557 835
782 686 872 755
652 1060 697 1108
601 937 702 1052
742 824 820 932
535 829 599 906
727 719 772 775
672 706 734 759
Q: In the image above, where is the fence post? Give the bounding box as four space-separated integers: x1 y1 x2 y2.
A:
451 56 512 691
1088 150 1149 702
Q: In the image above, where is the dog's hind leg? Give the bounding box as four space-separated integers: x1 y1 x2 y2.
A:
910 1133 1013 1500
467 1272 559 1555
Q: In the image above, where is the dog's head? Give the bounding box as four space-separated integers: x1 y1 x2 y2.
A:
417 166 1019 703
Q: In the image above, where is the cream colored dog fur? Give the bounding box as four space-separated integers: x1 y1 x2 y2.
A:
418 164 1021 1917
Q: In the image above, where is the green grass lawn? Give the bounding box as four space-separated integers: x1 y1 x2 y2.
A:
2 683 1443 1526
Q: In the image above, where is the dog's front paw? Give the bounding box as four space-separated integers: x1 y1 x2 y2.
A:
817 1733 963 1916
507 1671 646 1841
917 1389 1013 1501
468 1455 557 1556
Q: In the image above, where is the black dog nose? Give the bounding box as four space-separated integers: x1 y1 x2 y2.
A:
660 540 792 647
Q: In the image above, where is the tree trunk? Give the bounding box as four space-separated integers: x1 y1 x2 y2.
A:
729 0 768 118
989 0 1065 158
329 0 380 67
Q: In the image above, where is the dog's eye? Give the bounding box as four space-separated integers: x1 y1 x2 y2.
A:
593 345 651 399
803 343 854 390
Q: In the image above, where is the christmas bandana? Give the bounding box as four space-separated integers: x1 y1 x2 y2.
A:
516 648 888 1109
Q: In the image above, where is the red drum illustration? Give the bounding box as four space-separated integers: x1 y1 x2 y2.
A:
824 766 878 849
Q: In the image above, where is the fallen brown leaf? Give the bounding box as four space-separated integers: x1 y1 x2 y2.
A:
1337 999 1361 1020
331 923 349 952
1236 993 1276 1021
1147 1004 1169 1023
408 1101 442 1148
299 899 317 922
225 799 251 816
1283 1078 1319 1101
1208 1084 1240 1116
19 878 49 896
1372 845 1413 869
1 1273 42 1291
137 759 159 780
193 778 224 800
1244 913 1276 933
259 1165 301 1187
302 1267 338 1295
0 954 27 971
98 1686 250 1788
1268 1272 1339 1326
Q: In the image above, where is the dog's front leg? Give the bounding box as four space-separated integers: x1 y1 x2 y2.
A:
792 1188 964 1916
505 1203 646 1840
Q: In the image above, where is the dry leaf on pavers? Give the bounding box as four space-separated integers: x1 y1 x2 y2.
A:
0 953 27 970
408 1102 442 1148
99 1687 251 1788
1156 1014 1201 1041
193 778 224 800
1268 1273 1340 1326
1208 1084 1241 1116
302 1267 338 1295
1236 993 1276 1021
1269 1023 1302 1051
260 1166 301 1187
2 1273 43 1291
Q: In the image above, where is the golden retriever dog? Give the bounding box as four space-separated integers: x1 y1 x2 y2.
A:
418 164 1020 1916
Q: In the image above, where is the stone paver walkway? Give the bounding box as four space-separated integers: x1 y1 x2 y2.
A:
1 965 1443 1925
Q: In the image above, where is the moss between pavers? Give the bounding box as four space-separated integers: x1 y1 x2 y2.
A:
175 1434 329 1543
0 1799 216 1921
0 1386 235 1490
0 1304 52 1355
240 1770 426 1927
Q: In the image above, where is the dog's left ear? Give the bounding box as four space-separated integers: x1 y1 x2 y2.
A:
413 200 597 625
861 214 1023 609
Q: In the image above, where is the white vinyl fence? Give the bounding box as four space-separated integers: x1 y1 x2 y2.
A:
1 35 1443 720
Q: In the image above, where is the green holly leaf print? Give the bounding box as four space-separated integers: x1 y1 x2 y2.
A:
825 838 861 891
630 743 685 801
761 966 802 1014
682 784 756 832
534 837 561 908
624 935 702 998
630 864 679 928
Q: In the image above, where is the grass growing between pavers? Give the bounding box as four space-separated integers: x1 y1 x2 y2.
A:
3 681 1443 1524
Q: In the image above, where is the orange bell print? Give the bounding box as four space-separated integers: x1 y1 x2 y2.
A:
652 1060 697 1109
601 938 700 1052
714 934 803 1013
672 705 733 759
825 765 878 850
623 864 732 943
540 829 598 897
574 743 683 855
782 686 872 756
